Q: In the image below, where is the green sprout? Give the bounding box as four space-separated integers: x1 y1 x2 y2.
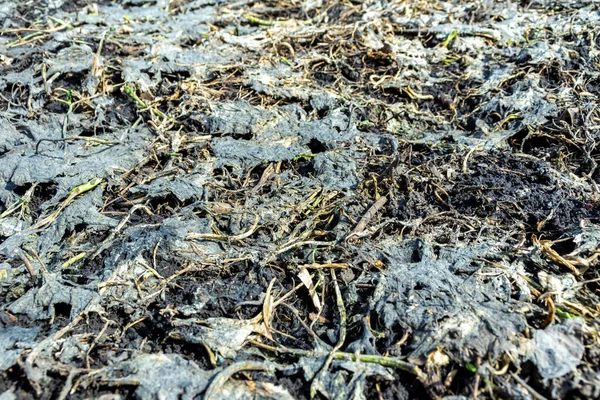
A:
442 30 458 48
293 153 316 161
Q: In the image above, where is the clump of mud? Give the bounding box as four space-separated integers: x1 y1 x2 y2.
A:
1 0 600 399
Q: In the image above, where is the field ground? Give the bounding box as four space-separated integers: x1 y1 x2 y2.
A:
1 0 600 399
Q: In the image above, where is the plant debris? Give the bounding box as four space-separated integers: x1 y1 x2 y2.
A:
1 0 600 399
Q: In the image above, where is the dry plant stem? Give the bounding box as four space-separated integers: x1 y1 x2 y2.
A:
4 1 598 398
479 258 542 296
91 31 107 80
120 316 148 338
248 340 427 381
510 373 548 400
30 178 103 231
262 278 276 340
19 252 37 283
275 240 335 256
141 262 207 301
85 318 113 369
280 303 324 345
310 269 347 397
2 16 70 35
0 183 36 219
346 195 388 242
187 213 260 241
91 204 153 259
532 235 581 277
463 144 483 173
203 361 275 400
310 271 327 332
36 136 121 153
273 281 305 307
57 368 89 400
540 296 555 329
298 262 348 269
29 250 49 275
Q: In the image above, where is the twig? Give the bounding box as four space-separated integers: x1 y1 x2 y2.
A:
510 373 548 400
279 303 325 346
345 196 388 242
19 252 37 284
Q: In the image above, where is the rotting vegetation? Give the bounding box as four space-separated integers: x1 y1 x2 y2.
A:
1 0 600 399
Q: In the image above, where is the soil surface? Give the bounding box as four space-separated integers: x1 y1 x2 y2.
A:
1 0 600 399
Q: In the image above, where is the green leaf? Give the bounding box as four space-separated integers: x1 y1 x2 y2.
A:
465 362 477 373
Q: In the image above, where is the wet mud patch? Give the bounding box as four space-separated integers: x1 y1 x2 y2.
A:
450 152 599 237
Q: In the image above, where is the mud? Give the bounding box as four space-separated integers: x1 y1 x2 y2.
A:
1 0 600 399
